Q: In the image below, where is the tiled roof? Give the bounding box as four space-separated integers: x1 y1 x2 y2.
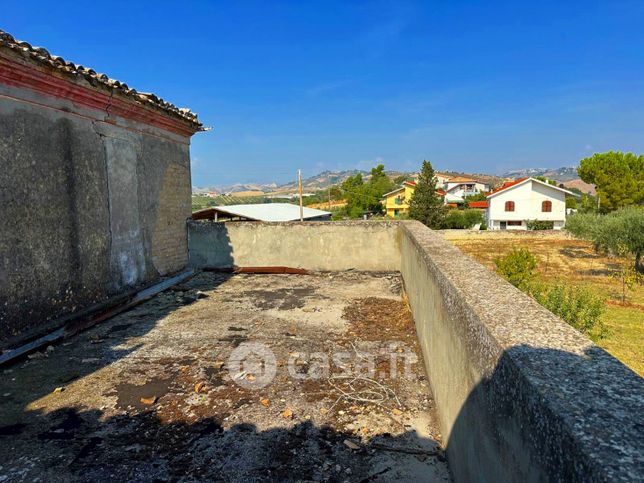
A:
403 181 417 187
381 186 405 198
447 176 476 183
487 177 529 196
0 29 202 129
468 201 489 208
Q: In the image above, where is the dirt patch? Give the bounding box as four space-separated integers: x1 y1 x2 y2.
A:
606 300 644 311
343 297 415 341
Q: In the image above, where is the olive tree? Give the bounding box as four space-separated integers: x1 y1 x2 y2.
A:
566 207 644 273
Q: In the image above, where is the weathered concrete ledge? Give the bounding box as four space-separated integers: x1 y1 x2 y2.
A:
188 220 401 272
399 221 643 482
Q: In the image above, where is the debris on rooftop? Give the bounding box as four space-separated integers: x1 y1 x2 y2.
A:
0 271 449 481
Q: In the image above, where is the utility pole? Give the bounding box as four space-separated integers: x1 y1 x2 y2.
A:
298 169 304 221
328 186 331 211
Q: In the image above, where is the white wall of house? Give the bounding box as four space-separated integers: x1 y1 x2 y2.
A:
445 181 489 195
435 174 451 188
487 179 567 230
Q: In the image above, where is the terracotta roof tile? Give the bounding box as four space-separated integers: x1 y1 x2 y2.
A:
0 29 202 129
468 201 489 208
487 177 529 196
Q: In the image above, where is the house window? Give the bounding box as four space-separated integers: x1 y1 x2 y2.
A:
395 196 403 205
542 200 552 212
393 209 399 217
507 221 522 226
505 201 515 212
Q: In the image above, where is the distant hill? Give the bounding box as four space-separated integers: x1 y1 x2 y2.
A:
193 182 278 195
194 167 514 195
438 171 505 189
499 166 596 194
193 169 411 195
272 169 370 193
500 166 579 182
562 179 596 195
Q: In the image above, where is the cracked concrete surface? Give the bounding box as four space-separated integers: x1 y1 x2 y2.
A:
0 271 450 482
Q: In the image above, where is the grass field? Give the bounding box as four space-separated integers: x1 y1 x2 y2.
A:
440 230 644 376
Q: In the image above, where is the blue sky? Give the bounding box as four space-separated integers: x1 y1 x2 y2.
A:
4 1 644 186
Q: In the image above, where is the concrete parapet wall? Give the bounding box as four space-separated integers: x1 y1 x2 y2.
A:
190 220 643 481
188 221 401 271
399 221 643 482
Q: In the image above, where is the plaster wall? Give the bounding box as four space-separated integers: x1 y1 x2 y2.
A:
488 180 566 229
188 221 401 272
0 83 192 344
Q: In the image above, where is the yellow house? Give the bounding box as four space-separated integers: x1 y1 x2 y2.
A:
382 181 417 218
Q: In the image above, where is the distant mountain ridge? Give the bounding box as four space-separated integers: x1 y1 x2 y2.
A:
193 165 585 196
194 169 396 195
500 166 579 182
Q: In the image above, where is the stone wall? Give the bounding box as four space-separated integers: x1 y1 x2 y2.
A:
0 83 193 345
188 221 401 272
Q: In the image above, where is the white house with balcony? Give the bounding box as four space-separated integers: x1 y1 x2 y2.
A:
434 173 452 189
485 177 575 230
443 177 490 204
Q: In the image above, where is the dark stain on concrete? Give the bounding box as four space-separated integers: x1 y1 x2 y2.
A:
243 287 322 310
204 366 226 387
113 377 174 411
218 334 248 347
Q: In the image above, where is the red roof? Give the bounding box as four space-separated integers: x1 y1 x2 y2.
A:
487 177 529 197
436 189 446 196
468 201 489 209
404 180 417 187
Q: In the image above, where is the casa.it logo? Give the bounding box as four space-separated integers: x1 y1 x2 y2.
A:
227 342 277 389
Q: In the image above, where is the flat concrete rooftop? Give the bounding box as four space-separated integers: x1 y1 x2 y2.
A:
0 271 450 482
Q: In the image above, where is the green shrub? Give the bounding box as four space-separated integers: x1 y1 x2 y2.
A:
495 248 607 340
463 209 484 228
494 248 538 289
527 282 606 340
526 219 555 230
443 209 484 229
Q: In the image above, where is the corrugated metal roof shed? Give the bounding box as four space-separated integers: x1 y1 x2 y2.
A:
192 203 332 222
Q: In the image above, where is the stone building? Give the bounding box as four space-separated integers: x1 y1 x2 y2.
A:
0 30 203 343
